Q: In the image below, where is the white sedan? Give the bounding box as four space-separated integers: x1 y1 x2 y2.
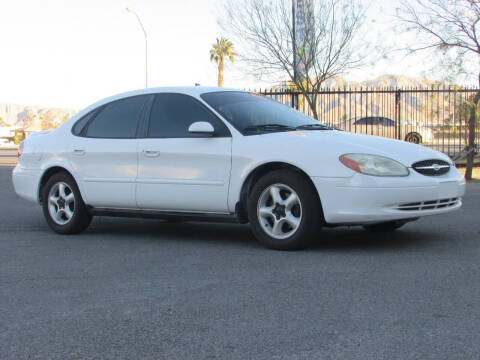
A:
12 87 466 250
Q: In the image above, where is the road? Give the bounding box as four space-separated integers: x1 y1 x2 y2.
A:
1 166 480 359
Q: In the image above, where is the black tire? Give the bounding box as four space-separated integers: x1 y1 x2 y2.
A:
405 132 422 144
41 172 92 234
363 220 406 232
247 169 322 250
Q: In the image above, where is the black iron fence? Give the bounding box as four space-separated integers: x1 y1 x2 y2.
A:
257 86 479 158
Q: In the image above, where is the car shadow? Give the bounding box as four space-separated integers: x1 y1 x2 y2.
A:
80 217 437 252
83 217 260 249
310 226 438 252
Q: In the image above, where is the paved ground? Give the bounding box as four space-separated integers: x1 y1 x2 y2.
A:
1 166 480 360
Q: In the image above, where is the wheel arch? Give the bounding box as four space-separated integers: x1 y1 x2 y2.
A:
38 166 79 204
235 161 324 224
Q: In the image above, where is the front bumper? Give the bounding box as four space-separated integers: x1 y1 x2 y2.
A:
311 168 466 224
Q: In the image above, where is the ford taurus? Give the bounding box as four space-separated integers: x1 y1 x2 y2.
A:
12 87 466 250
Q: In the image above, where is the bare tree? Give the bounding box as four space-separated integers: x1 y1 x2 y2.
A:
397 0 479 180
219 0 370 120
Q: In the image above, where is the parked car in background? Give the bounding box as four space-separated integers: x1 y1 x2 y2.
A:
0 126 14 145
337 116 434 144
12 87 465 250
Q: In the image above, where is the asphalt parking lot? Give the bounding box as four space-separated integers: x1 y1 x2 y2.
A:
1 166 480 360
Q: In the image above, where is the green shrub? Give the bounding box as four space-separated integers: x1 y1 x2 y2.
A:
13 130 24 144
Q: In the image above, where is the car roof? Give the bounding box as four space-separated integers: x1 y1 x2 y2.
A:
110 86 242 99
66 87 244 126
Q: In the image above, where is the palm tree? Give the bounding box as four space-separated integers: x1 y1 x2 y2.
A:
210 37 236 87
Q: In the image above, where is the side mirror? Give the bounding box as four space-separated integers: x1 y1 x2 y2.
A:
188 121 215 136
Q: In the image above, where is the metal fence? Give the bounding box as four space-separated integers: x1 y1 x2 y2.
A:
257 86 479 158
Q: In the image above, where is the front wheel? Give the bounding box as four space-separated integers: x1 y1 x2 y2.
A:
41 172 92 234
248 170 322 250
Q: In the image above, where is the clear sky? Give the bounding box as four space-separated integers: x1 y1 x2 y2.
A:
0 0 463 110
0 0 225 109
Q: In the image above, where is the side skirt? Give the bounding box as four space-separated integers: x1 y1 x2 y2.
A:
88 207 240 223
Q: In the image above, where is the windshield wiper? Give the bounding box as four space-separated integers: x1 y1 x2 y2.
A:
294 123 333 130
243 124 295 133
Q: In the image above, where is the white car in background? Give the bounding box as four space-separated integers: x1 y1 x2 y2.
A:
12 87 465 250
337 116 434 144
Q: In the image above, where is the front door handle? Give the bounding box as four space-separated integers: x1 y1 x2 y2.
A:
142 150 160 157
72 149 85 156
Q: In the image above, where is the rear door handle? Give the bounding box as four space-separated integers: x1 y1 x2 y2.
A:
72 149 85 156
142 150 160 157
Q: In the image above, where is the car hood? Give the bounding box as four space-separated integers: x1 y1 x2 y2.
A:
267 130 451 167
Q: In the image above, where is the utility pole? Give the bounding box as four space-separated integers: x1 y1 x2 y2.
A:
292 0 297 87
292 0 298 109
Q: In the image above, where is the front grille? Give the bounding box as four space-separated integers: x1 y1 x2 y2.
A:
412 159 450 176
396 198 460 211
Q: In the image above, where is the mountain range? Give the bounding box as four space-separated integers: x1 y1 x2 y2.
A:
0 103 76 131
0 75 470 132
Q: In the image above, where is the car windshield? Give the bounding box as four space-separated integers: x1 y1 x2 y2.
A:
201 91 330 135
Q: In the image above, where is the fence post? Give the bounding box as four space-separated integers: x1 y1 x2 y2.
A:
465 91 479 180
395 90 401 140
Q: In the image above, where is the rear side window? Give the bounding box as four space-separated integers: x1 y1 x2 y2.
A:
380 118 395 126
72 110 96 136
147 93 230 138
85 96 147 138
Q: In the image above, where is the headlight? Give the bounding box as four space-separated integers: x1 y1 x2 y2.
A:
339 154 409 177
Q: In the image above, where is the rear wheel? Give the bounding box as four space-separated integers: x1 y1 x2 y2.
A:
248 169 322 250
405 132 422 144
41 172 92 234
363 220 407 232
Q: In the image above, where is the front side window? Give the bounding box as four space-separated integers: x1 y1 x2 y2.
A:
147 93 229 138
354 118 371 126
201 91 327 135
85 96 147 138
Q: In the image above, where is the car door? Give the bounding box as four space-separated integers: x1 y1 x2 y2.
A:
353 118 368 135
380 117 395 139
136 93 232 213
370 117 380 136
69 95 150 208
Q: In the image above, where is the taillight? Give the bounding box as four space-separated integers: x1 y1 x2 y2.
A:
18 141 24 157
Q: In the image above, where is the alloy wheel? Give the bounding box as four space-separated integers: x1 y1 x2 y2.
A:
257 183 302 239
48 182 75 225
406 133 421 144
